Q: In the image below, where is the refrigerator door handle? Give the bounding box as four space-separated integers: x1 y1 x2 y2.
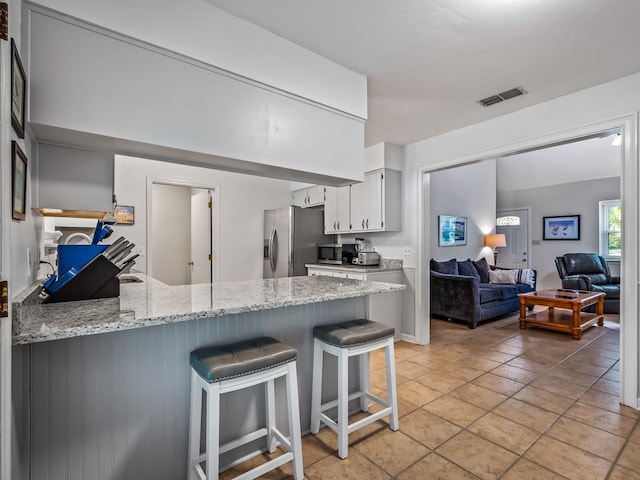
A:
269 228 278 273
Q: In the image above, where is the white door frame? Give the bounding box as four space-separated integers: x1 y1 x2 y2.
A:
146 178 221 283
416 114 638 408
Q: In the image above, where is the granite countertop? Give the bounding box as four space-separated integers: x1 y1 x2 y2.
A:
12 275 405 345
306 258 403 274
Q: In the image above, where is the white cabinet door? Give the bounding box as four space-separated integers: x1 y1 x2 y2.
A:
324 186 350 234
292 186 325 208
349 168 400 233
365 171 383 230
350 180 367 232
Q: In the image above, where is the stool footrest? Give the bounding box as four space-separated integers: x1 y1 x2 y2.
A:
320 390 364 412
220 427 268 455
348 407 392 433
233 452 294 480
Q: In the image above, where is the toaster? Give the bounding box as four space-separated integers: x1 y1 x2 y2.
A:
355 251 380 266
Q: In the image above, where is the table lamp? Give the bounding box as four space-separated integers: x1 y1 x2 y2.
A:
484 233 507 265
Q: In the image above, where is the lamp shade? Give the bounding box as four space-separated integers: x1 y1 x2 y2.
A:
483 233 506 248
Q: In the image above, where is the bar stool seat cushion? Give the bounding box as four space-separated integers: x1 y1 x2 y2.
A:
313 319 394 347
190 337 297 383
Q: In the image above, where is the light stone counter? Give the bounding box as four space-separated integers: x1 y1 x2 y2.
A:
12 274 404 345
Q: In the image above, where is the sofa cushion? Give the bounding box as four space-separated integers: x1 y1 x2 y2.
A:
512 268 536 289
564 253 606 275
478 286 502 304
590 284 620 299
430 258 458 275
489 269 517 284
458 259 481 281
584 273 610 285
482 283 519 300
472 257 491 283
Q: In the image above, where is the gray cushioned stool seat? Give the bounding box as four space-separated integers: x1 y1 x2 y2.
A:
190 336 297 383
313 319 395 347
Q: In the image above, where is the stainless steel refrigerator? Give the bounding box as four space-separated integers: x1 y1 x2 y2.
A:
263 206 331 278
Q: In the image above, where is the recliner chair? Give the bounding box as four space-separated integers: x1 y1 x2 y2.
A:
554 253 620 313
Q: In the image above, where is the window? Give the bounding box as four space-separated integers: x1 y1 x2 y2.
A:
599 200 621 259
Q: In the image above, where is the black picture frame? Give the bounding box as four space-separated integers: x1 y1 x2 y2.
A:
11 38 26 139
438 215 467 246
12 142 27 221
543 215 580 240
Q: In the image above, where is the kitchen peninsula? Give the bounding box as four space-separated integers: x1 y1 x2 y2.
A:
12 275 404 479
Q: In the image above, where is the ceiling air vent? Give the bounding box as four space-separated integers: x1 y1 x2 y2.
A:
477 86 527 107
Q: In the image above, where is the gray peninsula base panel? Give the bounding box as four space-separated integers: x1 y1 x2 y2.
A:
18 296 376 479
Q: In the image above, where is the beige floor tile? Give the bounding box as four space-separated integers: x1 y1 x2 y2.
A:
414 371 468 393
490 364 539 384
371 369 408 390
629 422 640 445
571 351 619 369
304 448 391 480
617 438 640 472
368 392 419 418
493 342 528 356
530 374 589 399
591 377 620 396
220 447 292 479
397 452 480 479
501 458 567 480
561 358 610 377
546 416 626 461
506 357 551 374
524 435 612 480
450 383 508 410
604 368 621 382
473 349 516 364
468 412 540 455
609 465 640 480
471 373 525 396
423 395 486 427
442 364 485 382
454 355 503 372
579 389 640 418
564 403 636 437
513 386 574 414
354 429 428 477
394 360 429 379
400 408 461 449
301 433 334 467
492 398 559 433
436 431 518 480
396 380 443 407
545 366 600 387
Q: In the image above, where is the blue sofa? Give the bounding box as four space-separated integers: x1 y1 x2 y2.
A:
430 258 537 329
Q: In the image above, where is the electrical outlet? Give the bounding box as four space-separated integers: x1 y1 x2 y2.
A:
402 247 411 256
136 245 146 257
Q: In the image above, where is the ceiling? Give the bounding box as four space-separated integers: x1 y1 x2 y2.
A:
204 0 640 147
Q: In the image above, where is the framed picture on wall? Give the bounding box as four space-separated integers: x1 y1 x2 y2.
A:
11 39 26 139
438 215 467 246
543 215 580 240
113 205 135 225
12 142 27 221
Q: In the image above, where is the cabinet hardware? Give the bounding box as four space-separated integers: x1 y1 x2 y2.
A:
1 281 8 318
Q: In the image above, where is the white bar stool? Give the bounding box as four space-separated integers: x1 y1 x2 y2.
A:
310 319 399 459
187 337 304 480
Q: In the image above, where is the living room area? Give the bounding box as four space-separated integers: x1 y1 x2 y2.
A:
427 132 621 330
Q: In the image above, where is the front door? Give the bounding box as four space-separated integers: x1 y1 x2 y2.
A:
496 208 529 268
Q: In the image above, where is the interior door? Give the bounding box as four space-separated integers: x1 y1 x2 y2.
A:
496 208 529 268
190 189 212 284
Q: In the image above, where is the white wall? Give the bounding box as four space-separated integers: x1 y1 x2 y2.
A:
151 184 191 286
31 0 367 118
498 177 620 288
113 156 292 282
429 160 497 263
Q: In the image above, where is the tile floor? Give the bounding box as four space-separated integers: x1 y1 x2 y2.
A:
225 311 640 479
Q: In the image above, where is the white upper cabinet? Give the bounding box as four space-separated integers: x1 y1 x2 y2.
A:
350 169 401 232
324 186 351 233
292 185 325 207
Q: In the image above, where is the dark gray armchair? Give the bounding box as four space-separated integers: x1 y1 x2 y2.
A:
554 253 620 313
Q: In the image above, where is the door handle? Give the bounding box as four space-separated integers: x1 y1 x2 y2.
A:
268 228 277 273
337 221 340 230
361 219 365 229
188 261 194 266
366 218 369 229
333 221 337 230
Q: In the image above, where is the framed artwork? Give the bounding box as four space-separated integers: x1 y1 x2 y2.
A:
438 215 467 246
11 39 26 139
113 205 135 225
12 142 27 221
543 215 580 240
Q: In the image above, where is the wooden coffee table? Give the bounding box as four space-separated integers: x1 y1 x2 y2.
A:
518 289 605 340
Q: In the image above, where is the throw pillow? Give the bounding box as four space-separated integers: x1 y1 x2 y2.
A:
512 268 536 289
457 259 481 281
489 269 517 284
430 258 458 275
473 257 491 283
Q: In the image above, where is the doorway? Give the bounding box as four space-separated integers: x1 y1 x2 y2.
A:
416 116 637 408
496 208 530 269
149 182 216 285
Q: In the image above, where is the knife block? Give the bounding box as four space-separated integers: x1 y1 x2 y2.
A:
44 255 121 303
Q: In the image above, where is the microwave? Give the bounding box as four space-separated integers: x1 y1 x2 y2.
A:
317 243 357 265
